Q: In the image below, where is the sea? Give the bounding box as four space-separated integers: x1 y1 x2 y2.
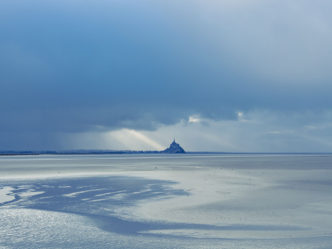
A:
1 153 332 249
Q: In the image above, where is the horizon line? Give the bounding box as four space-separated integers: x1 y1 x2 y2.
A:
0 150 332 156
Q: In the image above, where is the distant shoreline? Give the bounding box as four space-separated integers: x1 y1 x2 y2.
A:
0 151 331 156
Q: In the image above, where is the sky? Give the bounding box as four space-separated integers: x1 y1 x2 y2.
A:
1 0 332 152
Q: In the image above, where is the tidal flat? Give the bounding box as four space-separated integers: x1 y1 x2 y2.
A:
1 154 332 249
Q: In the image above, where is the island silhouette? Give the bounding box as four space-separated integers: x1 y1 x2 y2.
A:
162 139 185 153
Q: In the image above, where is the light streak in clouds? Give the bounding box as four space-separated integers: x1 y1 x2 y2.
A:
108 129 164 151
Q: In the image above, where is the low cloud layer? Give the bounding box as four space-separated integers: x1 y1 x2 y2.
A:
67 110 332 152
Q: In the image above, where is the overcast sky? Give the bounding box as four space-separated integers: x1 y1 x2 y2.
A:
1 0 332 152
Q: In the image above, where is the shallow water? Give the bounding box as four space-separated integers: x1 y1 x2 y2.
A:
1 154 332 248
